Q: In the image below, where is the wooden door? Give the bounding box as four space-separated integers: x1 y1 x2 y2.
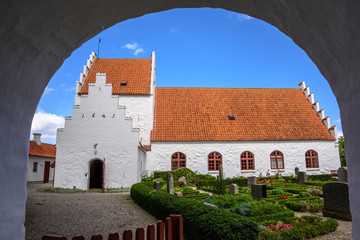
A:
43 161 50 183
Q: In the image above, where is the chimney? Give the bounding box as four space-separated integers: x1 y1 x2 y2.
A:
33 133 42 145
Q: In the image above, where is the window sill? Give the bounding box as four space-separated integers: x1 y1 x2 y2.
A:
306 168 320 171
241 170 256 173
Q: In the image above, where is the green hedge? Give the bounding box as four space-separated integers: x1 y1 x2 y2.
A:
196 177 248 194
307 174 334 181
131 183 259 240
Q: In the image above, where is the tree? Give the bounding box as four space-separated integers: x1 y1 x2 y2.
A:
338 136 346 167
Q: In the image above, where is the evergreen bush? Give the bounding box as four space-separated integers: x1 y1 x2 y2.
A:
131 183 259 240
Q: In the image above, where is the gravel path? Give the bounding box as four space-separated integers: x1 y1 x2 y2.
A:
25 183 158 240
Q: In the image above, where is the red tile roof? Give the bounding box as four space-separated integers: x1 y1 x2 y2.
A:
79 58 152 95
29 141 56 158
151 88 335 142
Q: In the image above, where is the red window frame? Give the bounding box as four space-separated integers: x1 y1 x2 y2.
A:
240 151 255 170
171 152 186 170
208 152 222 171
305 150 319 168
270 150 284 169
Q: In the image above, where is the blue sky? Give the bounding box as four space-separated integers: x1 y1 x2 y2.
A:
31 8 342 144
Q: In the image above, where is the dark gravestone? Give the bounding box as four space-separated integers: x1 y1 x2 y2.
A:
167 173 174 194
338 167 348 182
154 181 160 191
251 184 267 200
295 167 299 175
247 176 257 187
323 182 352 221
298 172 307 185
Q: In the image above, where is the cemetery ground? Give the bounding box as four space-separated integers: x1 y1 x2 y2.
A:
25 182 157 240
26 169 352 240
136 168 352 239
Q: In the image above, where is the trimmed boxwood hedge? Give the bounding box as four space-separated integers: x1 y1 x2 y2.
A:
131 183 259 240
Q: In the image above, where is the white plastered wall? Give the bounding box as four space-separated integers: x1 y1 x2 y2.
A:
54 73 140 189
27 156 54 182
146 141 341 178
118 95 154 145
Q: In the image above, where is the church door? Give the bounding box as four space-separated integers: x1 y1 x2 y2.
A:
43 161 50 183
89 160 103 189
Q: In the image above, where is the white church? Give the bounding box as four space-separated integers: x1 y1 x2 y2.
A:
54 52 340 190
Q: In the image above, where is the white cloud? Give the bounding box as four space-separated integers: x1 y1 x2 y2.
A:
31 110 65 141
134 48 144 56
122 43 144 56
170 28 180 34
228 13 253 21
237 14 253 21
44 87 56 95
123 43 139 50
334 118 341 123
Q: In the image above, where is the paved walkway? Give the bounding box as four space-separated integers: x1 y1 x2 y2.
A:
25 183 158 240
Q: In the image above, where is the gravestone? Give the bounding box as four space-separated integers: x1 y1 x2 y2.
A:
247 176 257 187
338 167 348 182
229 184 238 195
154 181 160 191
219 165 224 180
295 167 299 175
323 182 352 221
251 184 267 200
298 172 307 185
167 172 174 194
178 176 187 184
331 176 339 181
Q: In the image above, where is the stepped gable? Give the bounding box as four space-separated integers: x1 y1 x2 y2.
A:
151 87 336 142
29 141 56 158
78 58 152 95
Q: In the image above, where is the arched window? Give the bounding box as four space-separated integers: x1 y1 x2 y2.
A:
240 151 255 170
171 152 186 170
208 152 222 171
270 150 284 169
305 150 319 168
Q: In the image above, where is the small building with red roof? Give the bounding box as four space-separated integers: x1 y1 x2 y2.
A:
28 133 56 182
54 52 340 190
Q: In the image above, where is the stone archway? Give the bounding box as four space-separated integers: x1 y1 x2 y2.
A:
1 1 360 239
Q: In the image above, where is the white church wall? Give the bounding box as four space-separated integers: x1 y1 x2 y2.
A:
146 141 341 178
118 95 154 145
54 73 140 189
27 156 54 182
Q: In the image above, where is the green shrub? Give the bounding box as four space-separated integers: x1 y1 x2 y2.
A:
281 228 305 240
230 203 251 217
307 174 334 181
212 194 238 208
131 183 259 240
196 174 216 180
173 168 197 183
270 189 285 195
259 230 281 240
298 192 311 198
